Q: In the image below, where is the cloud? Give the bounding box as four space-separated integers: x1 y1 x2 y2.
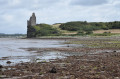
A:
71 0 108 6
2 14 14 22
0 0 120 34
0 0 60 10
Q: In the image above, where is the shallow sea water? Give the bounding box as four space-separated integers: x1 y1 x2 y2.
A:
0 38 67 65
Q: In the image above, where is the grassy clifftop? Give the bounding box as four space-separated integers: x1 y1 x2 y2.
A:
27 21 120 38
59 21 120 31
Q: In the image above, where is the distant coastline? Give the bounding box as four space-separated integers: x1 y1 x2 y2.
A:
0 33 26 38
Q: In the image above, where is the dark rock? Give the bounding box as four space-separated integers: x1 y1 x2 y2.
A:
0 64 3 69
114 54 117 56
6 61 12 64
102 66 105 69
67 45 70 47
49 67 57 73
113 50 117 52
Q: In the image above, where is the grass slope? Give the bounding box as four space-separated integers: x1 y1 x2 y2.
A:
52 24 77 35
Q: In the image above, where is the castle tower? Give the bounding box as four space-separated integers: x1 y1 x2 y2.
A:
27 13 36 38
27 13 36 26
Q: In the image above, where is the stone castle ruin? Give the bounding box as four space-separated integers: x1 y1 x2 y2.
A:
27 13 36 26
27 13 36 38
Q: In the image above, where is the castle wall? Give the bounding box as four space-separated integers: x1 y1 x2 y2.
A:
27 13 36 38
27 13 36 26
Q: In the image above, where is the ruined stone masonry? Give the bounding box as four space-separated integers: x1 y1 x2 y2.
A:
27 13 36 38
27 13 36 26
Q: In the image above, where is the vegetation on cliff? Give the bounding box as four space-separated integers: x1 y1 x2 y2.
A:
27 21 120 38
27 24 60 38
59 21 120 31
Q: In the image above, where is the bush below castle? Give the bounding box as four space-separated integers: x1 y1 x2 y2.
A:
27 24 60 38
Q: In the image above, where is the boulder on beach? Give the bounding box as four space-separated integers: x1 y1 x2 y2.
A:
0 64 3 69
6 61 12 64
49 67 57 73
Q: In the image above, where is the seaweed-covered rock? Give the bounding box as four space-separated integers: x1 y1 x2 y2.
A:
49 67 57 73
0 64 3 69
6 61 12 64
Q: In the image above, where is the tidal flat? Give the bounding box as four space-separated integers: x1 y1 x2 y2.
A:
0 37 120 79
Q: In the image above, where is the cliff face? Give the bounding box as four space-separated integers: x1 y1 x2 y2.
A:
27 13 36 38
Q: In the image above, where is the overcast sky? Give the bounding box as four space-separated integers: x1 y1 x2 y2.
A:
0 0 120 34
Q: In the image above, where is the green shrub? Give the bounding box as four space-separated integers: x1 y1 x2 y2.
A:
86 31 93 35
28 24 61 37
77 30 85 36
59 21 120 32
102 32 111 36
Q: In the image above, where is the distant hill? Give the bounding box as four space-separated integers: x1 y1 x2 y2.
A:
0 33 26 38
0 33 5 35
